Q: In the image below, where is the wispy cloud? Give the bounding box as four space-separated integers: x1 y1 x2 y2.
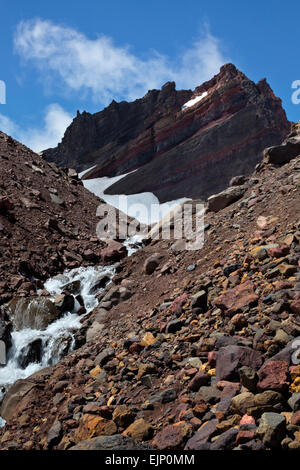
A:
14 18 228 105
0 104 72 152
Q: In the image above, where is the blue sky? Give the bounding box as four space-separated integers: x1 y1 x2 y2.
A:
0 0 300 152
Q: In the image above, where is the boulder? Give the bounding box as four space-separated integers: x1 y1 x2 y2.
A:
216 345 263 381
152 421 193 450
69 434 152 450
207 186 246 212
288 393 300 411
47 334 72 362
0 318 12 352
74 414 117 442
4 297 61 330
263 136 300 165
0 379 36 420
257 361 290 393
112 406 135 428
47 421 63 448
17 338 43 368
214 281 258 316
123 418 153 441
231 390 282 417
184 419 218 449
88 274 111 294
210 428 238 450
229 175 247 186
188 371 210 392
53 294 75 313
191 290 207 309
257 412 286 448
95 348 115 366
100 241 127 262
61 280 81 295
144 255 160 275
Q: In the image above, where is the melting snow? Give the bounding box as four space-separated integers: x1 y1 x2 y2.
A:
182 91 208 110
80 171 190 225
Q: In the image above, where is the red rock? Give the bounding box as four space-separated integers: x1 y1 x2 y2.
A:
190 417 202 429
217 381 241 392
192 402 209 418
188 371 210 392
152 421 193 450
208 351 217 367
236 430 255 445
186 368 198 377
214 281 258 316
291 411 300 426
275 280 294 291
268 245 290 258
290 299 300 315
248 197 261 208
240 414 255 426
128 342 144 353
83 249 98 261
100 240 127 262
230 313 247 329
169 294 188 315
257 361 290 392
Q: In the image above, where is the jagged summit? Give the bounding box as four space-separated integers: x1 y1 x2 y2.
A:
43 63 290 203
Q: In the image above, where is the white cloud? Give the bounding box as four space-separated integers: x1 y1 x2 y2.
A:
14 18 228 105
0 104 72 152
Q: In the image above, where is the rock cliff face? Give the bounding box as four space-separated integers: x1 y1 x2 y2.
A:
43 64 290 203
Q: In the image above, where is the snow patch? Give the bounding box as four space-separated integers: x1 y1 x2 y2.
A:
182 91 208 110
80 169 190 225
78 165 97 178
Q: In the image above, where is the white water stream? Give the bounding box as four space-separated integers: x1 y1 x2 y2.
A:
0 236 143 425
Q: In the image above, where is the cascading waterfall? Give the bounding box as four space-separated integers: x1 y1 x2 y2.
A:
0 265 115 401
0 235 143 425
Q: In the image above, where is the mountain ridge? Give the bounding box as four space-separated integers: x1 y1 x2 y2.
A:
43 63 290 202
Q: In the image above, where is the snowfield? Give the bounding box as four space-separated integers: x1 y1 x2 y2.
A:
182 91 208 110
79 169 190 225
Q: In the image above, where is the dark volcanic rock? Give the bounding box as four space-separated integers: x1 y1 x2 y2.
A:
263 122 300 165
216 345 263 381
43 64 289 203
208 186 246 212
17 338 43 369
70 434 152 450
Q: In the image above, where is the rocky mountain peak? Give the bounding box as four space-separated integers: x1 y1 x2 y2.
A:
43 64 290 203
